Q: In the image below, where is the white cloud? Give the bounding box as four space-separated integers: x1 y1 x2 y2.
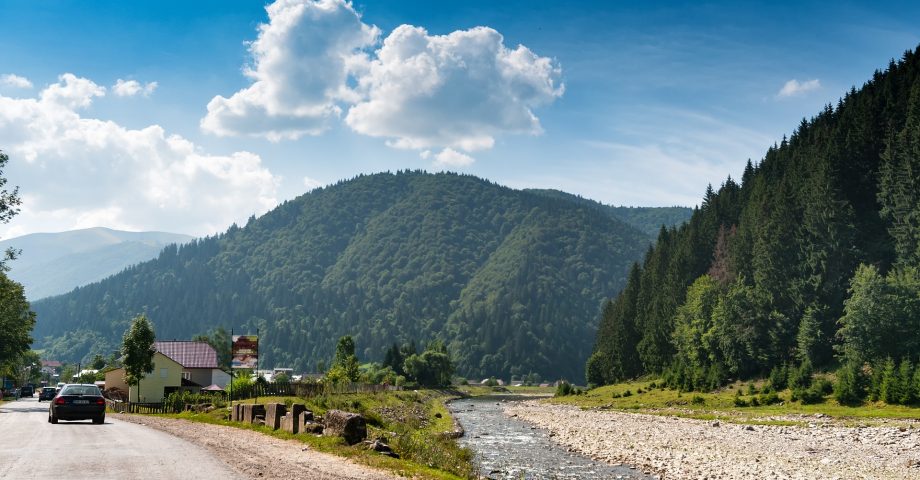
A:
777 78 820 98
0 74 281 238
346 25 564 156
429 148 475 168
113 79 158 97
1 74 33 89
303 176 323 190
201 0 379 141
201 0 564 162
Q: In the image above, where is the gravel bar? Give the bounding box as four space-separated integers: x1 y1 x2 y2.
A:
506 401 920 480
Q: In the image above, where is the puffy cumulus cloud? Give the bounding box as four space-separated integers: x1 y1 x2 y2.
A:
200 0 563 165
421 148 475 168
346 25 564 157
113 79 158 97
201 0 379 141
0 74 280 237
39 73 105 109
777 78 820 98
1 74 33 89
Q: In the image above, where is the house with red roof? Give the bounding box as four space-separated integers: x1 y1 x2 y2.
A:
154 340 230 390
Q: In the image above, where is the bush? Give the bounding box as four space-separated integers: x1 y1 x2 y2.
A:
733 396 748 407
746 382 758 396
691 395 705 405
622 389 632 397
555 382 575 397
758 391 782 405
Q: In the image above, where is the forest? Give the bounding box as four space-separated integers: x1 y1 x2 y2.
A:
32 171 681 381
588 46 920 403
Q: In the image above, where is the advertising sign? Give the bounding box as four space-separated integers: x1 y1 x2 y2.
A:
231 335 258 369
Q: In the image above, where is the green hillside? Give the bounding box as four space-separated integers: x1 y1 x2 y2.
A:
589 46 920 390
526 189 692 238
32 172 651 381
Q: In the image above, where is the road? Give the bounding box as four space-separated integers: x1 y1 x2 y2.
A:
0 396 242 479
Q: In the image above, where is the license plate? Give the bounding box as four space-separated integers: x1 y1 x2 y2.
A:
74 400 89 404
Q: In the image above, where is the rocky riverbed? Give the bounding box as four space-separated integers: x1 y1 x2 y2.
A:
506 401 920 479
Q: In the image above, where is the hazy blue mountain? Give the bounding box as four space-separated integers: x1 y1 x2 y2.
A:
1 227 193 300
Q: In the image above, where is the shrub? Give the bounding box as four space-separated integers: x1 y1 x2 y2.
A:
555 382 575 397
758 391 781 405
691 395 705 405
746 382 758 396
622 389 633 397
733 396 748 407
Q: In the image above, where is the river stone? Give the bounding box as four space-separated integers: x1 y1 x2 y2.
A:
323 410 367 445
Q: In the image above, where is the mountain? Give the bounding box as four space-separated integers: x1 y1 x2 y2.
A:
588 46 920 389
32 172 660 381
0 228 193 300
526 189 693 237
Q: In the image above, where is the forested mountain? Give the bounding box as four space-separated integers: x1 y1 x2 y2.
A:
526 189 692 237
0 228 193 300
589 46 920 389
32 172 653 380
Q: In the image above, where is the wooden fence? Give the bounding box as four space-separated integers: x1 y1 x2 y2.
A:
229 382 398 400
105 398 165 414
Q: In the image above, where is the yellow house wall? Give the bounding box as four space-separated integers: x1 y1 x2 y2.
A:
128 352 183 403
104 368 129 394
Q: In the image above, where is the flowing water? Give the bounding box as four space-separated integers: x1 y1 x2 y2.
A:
449 395 652 479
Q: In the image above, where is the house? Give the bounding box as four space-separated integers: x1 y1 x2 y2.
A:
104 340 230 403
154 341 230 389
105 352 184 402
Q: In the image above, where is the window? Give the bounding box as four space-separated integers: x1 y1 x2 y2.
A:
160 368 168 378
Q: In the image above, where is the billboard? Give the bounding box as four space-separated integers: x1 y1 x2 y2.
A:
231 335 258 369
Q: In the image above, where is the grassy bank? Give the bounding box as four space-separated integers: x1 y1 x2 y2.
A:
552 379 920 426
156 389 472 480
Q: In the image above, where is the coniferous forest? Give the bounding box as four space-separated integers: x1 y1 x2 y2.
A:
32 171 682 381
588 46 920 399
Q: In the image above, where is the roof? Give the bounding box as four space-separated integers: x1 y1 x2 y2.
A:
155 341 219 369
41 360 62 367
202 384 224 391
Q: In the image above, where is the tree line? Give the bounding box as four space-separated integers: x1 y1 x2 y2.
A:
588 46 920 407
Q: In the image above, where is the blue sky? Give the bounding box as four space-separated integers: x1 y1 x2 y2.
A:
0 0 918 238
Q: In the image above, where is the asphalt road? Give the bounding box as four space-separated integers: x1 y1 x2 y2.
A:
0 396 243 479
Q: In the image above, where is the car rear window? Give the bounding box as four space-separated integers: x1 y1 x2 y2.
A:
61 385 101 396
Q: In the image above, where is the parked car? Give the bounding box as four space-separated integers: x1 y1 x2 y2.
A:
48 384 105 424
19 386 34 397
38 387 57 402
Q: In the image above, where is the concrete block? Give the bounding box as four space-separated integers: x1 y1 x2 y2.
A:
265 403 286 430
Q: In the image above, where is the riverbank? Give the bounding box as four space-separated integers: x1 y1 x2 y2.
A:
507 400 920 479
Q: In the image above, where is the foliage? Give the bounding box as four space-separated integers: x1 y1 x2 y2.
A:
402 340 455 388
833 361 867 405
32 171 654 381
192 327 232 372
121 314 156 387
590 47 920 388
325 335 360 385
0 272 35 373
554 381 583 397
0 151 23 269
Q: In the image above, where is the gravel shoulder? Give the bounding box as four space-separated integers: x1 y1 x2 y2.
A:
116 413 400 480
506 400 920 480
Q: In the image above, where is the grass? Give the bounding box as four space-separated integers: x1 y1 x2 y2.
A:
154 389 473 480
551 378 920 427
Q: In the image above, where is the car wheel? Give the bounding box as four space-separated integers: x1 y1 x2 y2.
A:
49 412 58 424
93 415 104 424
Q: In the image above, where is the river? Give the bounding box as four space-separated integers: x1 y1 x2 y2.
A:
449 395 652 479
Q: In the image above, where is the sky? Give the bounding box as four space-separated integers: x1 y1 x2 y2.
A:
0 0 918 239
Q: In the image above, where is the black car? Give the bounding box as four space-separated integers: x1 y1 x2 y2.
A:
20 386 34 397
48 384 106 424
38 387 57 401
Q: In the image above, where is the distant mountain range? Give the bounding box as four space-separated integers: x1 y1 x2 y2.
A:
0 227 193 300
31 172 691 380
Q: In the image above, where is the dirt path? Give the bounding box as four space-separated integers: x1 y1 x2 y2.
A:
116 413 400 480
507 400 920 480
